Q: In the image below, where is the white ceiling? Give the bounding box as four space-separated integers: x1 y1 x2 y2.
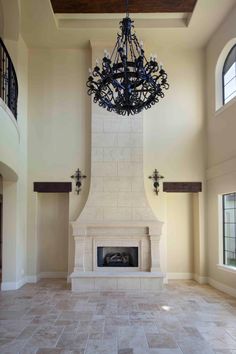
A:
21 0 236 49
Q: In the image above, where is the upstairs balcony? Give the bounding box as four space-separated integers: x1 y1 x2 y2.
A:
0 38 18 120
0 38 19 176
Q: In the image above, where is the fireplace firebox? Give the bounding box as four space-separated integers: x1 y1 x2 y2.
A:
97 246 138 267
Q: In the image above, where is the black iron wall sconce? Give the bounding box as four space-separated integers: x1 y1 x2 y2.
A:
148 169 164 195
71 168 86 194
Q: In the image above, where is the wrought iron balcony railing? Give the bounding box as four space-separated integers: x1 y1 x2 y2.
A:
0 38 18 120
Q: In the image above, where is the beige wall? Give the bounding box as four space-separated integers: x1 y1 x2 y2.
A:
0 35 28 289
0 0 209 285
166 193 194 274
0 0 22 177
2 181 17 283
27 47 91 277
2 0 236 296
15 35 28 285
143 46 206 278
0 0 28 289
37 193 69 274
27 44 205 279
0 0 19 41
0 0 3 37
206 5 236 292
0 103 19 174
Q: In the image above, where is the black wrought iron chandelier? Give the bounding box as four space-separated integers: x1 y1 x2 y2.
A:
86 0 169 116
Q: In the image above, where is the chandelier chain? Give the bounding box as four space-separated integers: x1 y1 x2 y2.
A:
126 0 129 17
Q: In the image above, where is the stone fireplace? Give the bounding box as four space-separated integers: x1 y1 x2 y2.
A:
70 42 165 291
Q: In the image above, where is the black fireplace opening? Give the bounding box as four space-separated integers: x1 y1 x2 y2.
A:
97 246 138 267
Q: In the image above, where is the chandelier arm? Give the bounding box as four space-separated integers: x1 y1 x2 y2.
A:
128 35 136 64
134 89 157 92
125 31 128 59
96 93 115 109
100 80 118 101
132 36 145 59
87 77 100 88
132 35 139 54
105 82 118 101
145 64 156 76
121 39 129 104
95 69 107 80
110 37 120 61
113 79 125 91
101 72 125 90
115 48 122 65
99 89 115 104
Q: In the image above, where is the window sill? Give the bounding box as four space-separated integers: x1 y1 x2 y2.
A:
215 96 236 117
217 264 236 274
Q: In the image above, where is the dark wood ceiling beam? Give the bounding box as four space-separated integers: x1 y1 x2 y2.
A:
50 0 197 14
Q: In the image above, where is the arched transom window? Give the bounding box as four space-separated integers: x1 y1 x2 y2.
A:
223 44 236 104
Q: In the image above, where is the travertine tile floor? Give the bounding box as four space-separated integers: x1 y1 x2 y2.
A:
0 279 236 354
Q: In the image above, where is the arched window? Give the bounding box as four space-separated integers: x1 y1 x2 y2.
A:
223 45 236 104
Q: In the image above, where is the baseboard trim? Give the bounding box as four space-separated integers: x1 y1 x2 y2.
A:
2 273 235 298
26 273 67 282
1 272 67 291
167 273 208 284
167 272 193 280
1 277 27 291
1 281 18 291
208 277 236 298
17 277 27 289
193 273 208 284
39 272 67 279
25 275 39 283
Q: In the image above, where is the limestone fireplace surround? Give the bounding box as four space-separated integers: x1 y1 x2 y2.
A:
71 221 164 291
70 42 165 291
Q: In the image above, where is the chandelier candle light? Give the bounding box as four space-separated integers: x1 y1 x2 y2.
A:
86 0 169 116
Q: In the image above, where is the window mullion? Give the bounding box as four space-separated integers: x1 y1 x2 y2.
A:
223 44 236 105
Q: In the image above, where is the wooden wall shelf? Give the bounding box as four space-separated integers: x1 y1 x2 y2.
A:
163 182 202 193
33 182 72 193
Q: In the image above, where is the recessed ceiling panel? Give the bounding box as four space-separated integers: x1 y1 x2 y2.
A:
50 0 197 14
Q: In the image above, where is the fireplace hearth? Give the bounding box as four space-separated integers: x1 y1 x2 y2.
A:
97 246 138 267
